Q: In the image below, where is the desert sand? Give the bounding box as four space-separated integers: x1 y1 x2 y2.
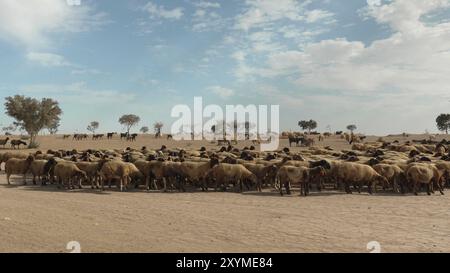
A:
0 134 449 253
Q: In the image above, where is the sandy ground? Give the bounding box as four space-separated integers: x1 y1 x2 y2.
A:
0 134 450 253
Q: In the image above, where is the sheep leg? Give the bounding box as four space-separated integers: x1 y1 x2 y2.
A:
426 183 431 195
286 182 292 195
33 175 37 185
439 182 445 195
345 183 352 194
145 176 150 191
6 173 11 185
413 182 418 196
368 182 373 195
162 177 167 192
23 174 27 185
152 178 158 190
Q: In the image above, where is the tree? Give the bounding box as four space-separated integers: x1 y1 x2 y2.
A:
140 126 149 134
119 114 140 135
298 119 317 133
47 120 60 135
347 124 357 134
154 122 163 137
2 124 17 135
4 95 62 147
87 121 99 134
436 114 450 134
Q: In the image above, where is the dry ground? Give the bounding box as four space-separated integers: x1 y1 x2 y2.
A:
0 134 449 253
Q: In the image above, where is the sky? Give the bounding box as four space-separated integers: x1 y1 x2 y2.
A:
0 0 450 135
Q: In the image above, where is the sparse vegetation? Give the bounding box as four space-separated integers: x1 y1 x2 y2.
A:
87 121 100 134
4 95 62 148
119 114 140 135
436 114 450 134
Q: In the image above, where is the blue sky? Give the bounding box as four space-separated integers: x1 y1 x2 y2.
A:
0 0 450 135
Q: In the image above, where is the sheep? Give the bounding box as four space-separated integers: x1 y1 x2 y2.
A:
30 159 49 185
5 155 35 185
100 161 143 191
133 160 182 191
276 165 309 196
406 163 444 195
334 162 388 194
243 163 277 192
53 162 88 190
0 152 29 171
434 161 450 187
372 164 405 193
0 137 9 148
154 159 218 192
75 160 108 189
205 163 257 192
10 140 27 149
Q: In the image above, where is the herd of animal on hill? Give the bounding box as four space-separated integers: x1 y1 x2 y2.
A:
0 131 449 196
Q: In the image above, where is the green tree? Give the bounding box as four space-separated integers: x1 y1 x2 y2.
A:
140 126 149 134
87 121 99 134
47 120 60 135
347 124 357 134
4 95 62 147
436 114 450 134
298 119 317 133
154 122 163 137
119 114 140 135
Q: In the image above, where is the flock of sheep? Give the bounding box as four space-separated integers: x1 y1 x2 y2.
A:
0 133 449 196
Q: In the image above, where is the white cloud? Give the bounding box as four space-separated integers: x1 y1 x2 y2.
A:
26 52 72 67
241 0 450 97
235 0 305 31
305 9 334 23
71 68 103 75
21 82 137 104
362 0 450 33
0 0 109 49
191 7 228 32
235 0 334 31
144 2 184 20
194 1 221 9
207 86 235 98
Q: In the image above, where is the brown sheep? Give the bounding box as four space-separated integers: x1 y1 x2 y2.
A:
335 162 388 194
5 155 35 185
54 162 88 189
406 164 444 195
75 160 108 189
144 160 183 192
243 163 277 192
276 165 306 195
30 159 49 185
100 161 143 191
178 158 219 191
0 151 28 171
205 163 257 192
372 164 405 193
